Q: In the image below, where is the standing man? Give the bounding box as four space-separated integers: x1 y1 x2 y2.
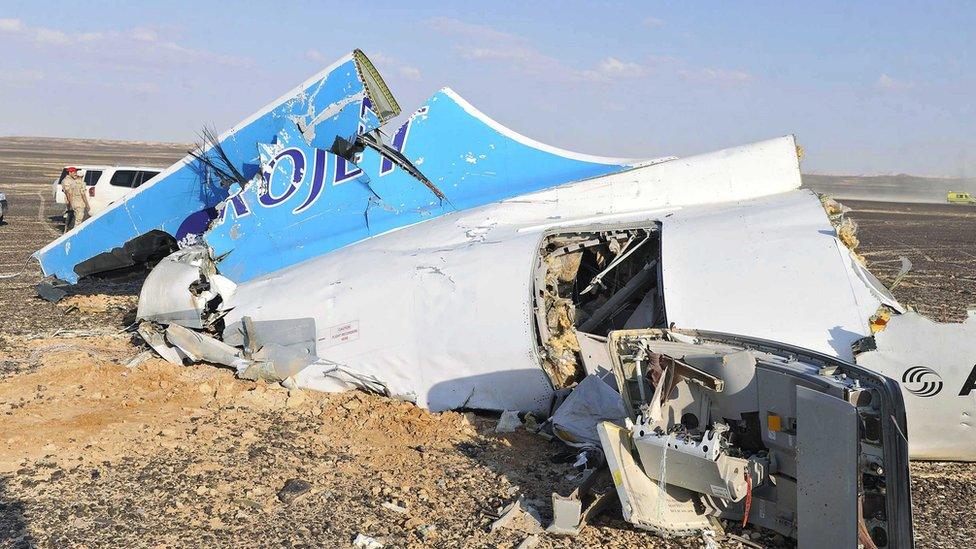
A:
61 167 91 232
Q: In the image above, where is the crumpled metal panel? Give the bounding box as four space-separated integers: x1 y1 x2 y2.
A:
661 189 880 360
216 137 804 412
203 87 654 283
855 312 976 460
34 51 385 283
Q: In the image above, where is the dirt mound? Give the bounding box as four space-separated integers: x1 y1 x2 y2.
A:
57 294 137 314
0 332 589 547
0 334 477 476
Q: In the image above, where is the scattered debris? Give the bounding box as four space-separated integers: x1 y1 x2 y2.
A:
495 410 522 433
36 278 68 303
546 467 615 536
352 533 383 548
276 478 312 504
18 46 972 549
595 329 911 547
125 350 155 368
58 294 135 314
416 524 437 540
490 498 544 535
549 374 627 446
380 501 408 514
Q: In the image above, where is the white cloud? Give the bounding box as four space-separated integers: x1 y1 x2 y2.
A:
876 73 913 91
599 57 645 76
0 68 44 85
366 52 423 81
33 27 69 45
430 17 647 84
77 32 105 42
679 67 754 85
130 27 158 43
399 66 422 80
0 18 248 68
0 18 24 32
644 17 665 28
305 49 326 62
432 17 752 89
428 16 517 43
0 17 70 45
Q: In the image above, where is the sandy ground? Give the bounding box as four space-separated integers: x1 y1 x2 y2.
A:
842 200 976 323
1 138 975 547
803 174 976 205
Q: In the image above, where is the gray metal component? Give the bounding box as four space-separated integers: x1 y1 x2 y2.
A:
136 250 207 328
223 317 317 356
224 316 319 380
597 421 715 536
578 264 656 333
756 368 806 479
251 343 315 379
36 279 68 303
632 428 758 502
746 475 797 537
622 289 657 329
550 374 628 446
136 322 184 365
546 493 583 536
575 331 616 386
694 350 759 422
164 323 246 368
580 237 653 295
546 467 618 537
796 385 858 547
603 328 913 547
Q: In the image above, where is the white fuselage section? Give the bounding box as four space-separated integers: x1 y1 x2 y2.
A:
204 134 973 459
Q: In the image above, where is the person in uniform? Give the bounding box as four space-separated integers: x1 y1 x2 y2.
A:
61 167 91 231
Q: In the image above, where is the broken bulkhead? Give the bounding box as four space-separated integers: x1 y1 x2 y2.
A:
533 226 664 387
597 328 912 548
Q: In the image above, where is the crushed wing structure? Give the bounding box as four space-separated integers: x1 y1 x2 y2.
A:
34 48 976 546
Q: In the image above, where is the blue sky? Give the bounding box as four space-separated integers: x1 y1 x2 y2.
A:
0 1 972 176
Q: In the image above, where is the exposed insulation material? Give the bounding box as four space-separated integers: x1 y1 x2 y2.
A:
540 252 584 387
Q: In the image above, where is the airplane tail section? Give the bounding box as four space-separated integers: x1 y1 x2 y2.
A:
34 50 396 283
205 87 666 282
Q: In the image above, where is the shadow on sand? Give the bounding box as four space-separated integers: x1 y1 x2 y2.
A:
0 476 33 548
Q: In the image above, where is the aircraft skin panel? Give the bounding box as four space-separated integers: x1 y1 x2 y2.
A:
217 136 805 411
34 52 377 283
204 88 654 283
856 312 976 461
661 189 879 360
222 215 552 413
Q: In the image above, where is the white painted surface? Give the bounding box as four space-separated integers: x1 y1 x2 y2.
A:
222 135 804 412
857 312 976 460
661 190 881 360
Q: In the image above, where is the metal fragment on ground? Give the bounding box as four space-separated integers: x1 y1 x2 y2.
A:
490 499 544 535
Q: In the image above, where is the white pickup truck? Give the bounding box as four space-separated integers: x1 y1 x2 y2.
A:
53 165 162 218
